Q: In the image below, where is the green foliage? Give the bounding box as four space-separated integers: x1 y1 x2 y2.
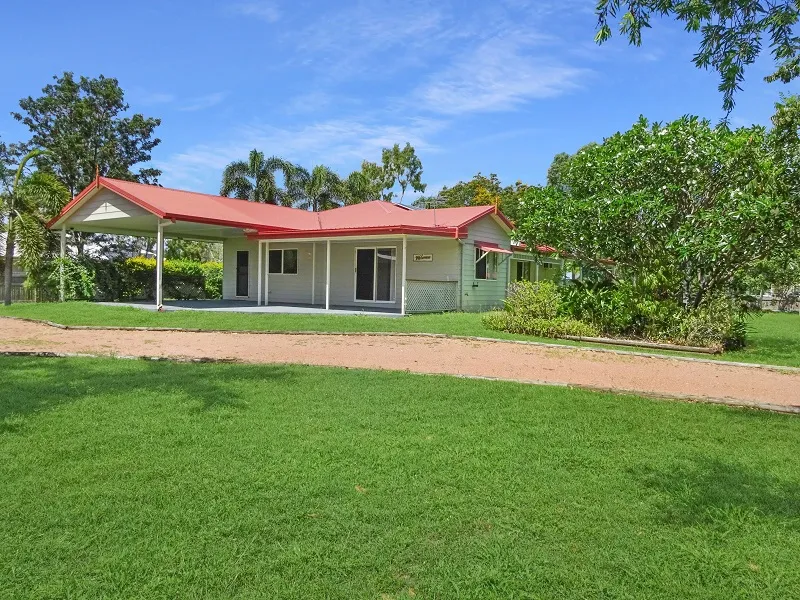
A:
165 239 222 262
4 356 800 598
560 281 749 350
3 150 71 305
11 72 162 258
668 296 749 351
595 1 800 112
219 142 425 210
379 142 426 202
739 248 800 311
504 280 561 320
414 172 529 222
200 261 224 299
290 164 345 211
12 72 161 196
482 310 599 338
219 150 296 205
345 143 427 204
482 280 599 338
47 257 94 301
88 257 223 301
518 100 800 315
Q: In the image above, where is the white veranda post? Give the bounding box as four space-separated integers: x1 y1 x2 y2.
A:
257 241 263 306
59 227 66 302
401 235 407 315
325 239 331 310
311 242 316 305
156 221 165 309
264 241 270 307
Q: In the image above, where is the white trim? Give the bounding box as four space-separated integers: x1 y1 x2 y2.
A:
311 243 316 305
156 221 164 308
257 241 263 306
353 245 398 303
401 235 407 315
325 239 331 310
264 241 274 306
59 227 66 302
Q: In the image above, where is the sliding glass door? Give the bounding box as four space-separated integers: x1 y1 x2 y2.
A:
355 247 396 302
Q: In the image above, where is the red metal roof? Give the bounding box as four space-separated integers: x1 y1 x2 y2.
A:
48 177 515 238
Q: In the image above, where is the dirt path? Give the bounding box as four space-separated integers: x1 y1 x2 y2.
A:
2 318 799 411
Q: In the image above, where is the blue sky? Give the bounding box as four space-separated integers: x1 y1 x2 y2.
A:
1 0 798 200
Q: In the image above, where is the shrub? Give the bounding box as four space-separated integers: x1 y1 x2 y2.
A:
667 296 749 350
46 258 95 301
199 261 223 299
482 280 599 339
482 311 599 338
504 280 561 319
559 279 749 349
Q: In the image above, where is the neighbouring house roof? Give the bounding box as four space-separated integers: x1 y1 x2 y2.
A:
48 177 515 239
511 242 559 254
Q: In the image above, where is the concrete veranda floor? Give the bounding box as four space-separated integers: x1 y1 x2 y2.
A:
97 300 404 317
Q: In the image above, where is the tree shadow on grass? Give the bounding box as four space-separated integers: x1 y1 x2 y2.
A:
0 357 296 432
636 457 800 527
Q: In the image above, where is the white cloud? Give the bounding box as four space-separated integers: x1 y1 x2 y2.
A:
157 117 445 189
230 1 281 22
416 33 587 114
179 92 228 112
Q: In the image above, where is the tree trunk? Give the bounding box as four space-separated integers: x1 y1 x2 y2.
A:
3 217 14 306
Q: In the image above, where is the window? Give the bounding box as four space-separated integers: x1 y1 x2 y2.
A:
268 249 298 274
475 248 498 280
515 261 531 281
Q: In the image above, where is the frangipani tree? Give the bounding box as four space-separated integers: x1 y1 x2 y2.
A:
516 96 800 310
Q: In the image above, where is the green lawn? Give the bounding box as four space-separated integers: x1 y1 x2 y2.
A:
1 357 799 599
2 301 799 368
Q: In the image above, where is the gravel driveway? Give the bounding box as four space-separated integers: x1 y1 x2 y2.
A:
2 318 799 412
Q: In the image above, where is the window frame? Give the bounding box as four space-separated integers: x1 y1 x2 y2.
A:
475 248 498 280
268 248 299 275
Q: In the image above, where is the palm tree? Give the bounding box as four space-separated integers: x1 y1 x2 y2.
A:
2 149 70 305
219 150 296 206
290 165 345 211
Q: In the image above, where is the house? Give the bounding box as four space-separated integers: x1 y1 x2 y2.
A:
47 177 520 313
509 243 568 284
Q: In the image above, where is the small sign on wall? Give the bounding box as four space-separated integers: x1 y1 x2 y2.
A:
413 254 433 262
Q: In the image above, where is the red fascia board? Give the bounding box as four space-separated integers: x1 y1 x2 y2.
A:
249 225 460 240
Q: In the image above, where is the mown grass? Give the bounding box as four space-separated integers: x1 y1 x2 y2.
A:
2 301 799 368
1 356 799 599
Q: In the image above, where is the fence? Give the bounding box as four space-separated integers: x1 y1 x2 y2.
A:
406 279 459 313
0 280 53 303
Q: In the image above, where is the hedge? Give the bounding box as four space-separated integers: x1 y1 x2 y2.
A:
91 257 223 301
